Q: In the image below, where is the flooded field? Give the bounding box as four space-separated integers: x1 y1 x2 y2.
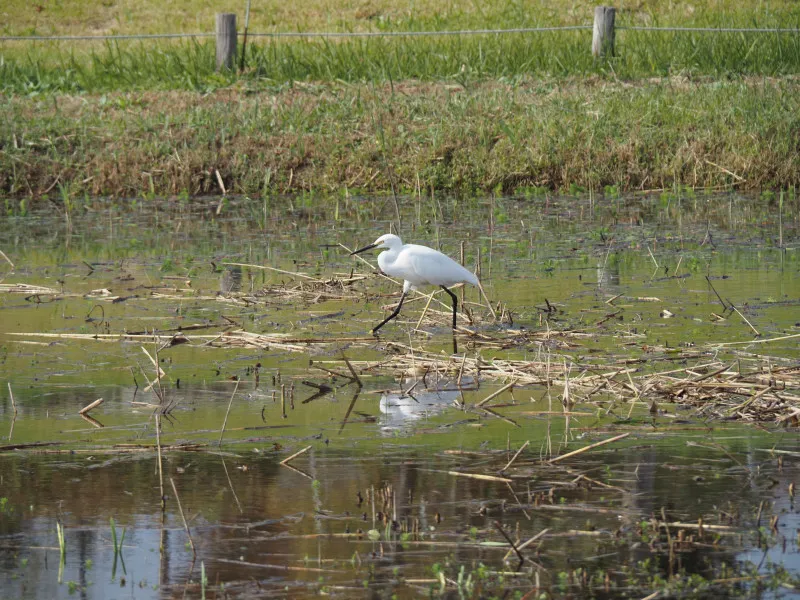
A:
0 193 799 599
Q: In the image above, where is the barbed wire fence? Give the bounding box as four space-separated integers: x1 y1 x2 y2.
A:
1 6 798 71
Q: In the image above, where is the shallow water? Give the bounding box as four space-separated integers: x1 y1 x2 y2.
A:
0 193 799 598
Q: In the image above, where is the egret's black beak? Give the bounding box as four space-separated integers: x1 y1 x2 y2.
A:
350 243 378 256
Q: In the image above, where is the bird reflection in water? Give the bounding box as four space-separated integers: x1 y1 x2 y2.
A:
380 377 476 431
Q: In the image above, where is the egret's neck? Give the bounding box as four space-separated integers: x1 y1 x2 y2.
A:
377 247 398 272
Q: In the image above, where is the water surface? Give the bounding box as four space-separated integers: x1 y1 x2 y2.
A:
0 193 798 598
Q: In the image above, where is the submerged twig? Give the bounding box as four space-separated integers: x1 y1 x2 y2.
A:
494 520 524 564
729 303 760 337
222 261 320 282
80 413 103 428
220 458 243 514
8 383 16 416
79 398 104 415
155 414 165 511
448 471 512 483
280 445 312 465
501 440 530 472
548 433 631 464
704 276 728 310
213 557 340 574
476 380 516 408
647 245 658 268
503 528 549 562
341 354 363 387
338 388 361 433
169 477 197 559
0 249 14 271
218 378 241 447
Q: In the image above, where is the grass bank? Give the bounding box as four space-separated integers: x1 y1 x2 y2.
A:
2 0 800 200
1 78 799 202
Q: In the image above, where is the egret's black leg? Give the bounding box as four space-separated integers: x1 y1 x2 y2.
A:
372 291 407 334
441 286 458 330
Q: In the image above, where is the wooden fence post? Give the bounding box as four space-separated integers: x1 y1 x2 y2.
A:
216 13 237 71
592 6 616 57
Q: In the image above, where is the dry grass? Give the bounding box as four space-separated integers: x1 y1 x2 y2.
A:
314 342 800 422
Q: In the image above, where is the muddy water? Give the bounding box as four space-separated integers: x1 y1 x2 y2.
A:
0 193 799 598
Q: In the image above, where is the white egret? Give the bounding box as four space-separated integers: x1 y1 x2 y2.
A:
351 233 479 333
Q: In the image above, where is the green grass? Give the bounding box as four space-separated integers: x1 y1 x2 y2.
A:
3 27 800 94
2 78 798 198
2 0 800 92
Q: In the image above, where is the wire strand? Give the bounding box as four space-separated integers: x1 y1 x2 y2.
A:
620 25 800 33
0 24 798 42
0 33 215 41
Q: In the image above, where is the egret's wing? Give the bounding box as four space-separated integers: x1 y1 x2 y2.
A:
406 245 476 287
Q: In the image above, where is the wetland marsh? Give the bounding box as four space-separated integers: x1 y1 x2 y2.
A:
0 192 799 598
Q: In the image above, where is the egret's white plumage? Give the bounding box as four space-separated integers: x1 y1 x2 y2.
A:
351 233 479 334
372 234 478 293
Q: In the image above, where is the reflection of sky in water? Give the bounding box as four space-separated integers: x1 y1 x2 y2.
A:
737 485 800 592
0 515 183 600
3 433 800 597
